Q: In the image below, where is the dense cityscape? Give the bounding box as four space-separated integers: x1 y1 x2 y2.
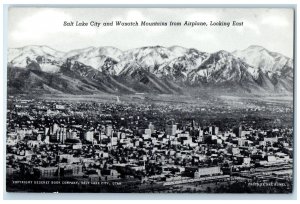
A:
6 95 293 193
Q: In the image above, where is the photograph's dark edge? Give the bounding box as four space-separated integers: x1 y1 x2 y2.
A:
292 6 297 197
4 5 296 195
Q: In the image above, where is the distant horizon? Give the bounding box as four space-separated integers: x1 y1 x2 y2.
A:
8 43 293 58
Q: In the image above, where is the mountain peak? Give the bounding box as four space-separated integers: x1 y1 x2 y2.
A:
233 45 293 75
246 45 266 50
216 49 231 54
215 50 233 57
12 45 63 54
8 44 293 95
168 45 186 50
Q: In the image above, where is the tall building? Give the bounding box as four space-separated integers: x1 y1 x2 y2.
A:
67 130 78 140
191 120 196 129
166 121 177 136
144 128 152 136
58 127 67 144
199 127 203 136
106 125 113 137
44 127 50 136
51 123 59 135
148 122 155 134
97 130 102 142
209 126 213 135
116 96 121 103
239 125 243 137
44 135 50 144
199 127 204 142
212 126 219 135
84 131 94 142
111 136 118 146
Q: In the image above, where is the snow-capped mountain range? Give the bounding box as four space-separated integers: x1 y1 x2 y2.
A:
7 45 293 95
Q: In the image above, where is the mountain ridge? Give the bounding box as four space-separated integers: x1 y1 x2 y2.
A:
7 45 293 95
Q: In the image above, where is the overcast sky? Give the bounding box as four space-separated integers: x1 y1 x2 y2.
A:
8 8 294 57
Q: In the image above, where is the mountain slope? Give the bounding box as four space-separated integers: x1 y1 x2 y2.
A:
233 45 293 73
7 45 294 95
233 45 293 93
8 45 65 73
64 46 123 74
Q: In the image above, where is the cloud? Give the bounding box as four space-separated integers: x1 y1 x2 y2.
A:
11 9 72 41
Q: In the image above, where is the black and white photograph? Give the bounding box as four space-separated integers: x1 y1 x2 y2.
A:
5 7 295 193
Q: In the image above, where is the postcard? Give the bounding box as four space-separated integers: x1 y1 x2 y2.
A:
6 7 294 193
